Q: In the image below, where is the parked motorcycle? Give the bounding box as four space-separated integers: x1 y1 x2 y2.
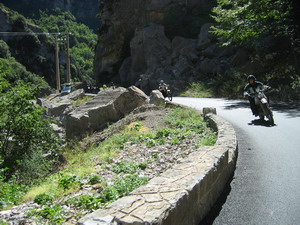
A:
246 86 274 125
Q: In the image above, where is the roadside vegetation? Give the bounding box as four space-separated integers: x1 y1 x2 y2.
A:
0 99 216 223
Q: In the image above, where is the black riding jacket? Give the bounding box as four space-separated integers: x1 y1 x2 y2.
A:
243 81 265 96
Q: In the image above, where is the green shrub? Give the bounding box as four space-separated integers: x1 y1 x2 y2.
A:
99 174 148 203
0 40 11 59
58 174 82 190
34 193 54 206
0 75 61 183
111 161 148 174
28 204 66 224
0 168 27 209
67 195 105 210
88 175 103 185
113 174 148 198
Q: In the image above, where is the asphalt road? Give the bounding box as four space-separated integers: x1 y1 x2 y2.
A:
173 97 300 225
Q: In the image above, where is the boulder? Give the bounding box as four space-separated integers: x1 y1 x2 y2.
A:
37 89 85 118
149 90 165 105
65 86 148 139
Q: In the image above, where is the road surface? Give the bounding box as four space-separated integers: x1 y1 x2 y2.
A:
173 97 300 225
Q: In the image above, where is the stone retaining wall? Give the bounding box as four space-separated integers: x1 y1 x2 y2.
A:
78 110 238 225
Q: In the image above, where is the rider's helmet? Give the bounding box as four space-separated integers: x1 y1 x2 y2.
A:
247 75 256 82
160 80 164 83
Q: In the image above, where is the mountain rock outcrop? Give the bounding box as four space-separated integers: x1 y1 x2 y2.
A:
94 0 215 86
94 0 265 96
65 86 148 139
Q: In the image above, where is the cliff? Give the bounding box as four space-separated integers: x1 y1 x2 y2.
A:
94 0 215 88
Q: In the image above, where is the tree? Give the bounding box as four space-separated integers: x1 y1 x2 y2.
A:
211 0 294 47
34 9 97 85
0 74 62 183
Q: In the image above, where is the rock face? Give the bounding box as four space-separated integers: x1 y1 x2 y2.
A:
65 86 148 139
95 0 215 85
94 0 268 96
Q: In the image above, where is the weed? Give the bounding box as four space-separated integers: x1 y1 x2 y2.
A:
28 204 66 224
67 195 105 210
111 161 148 174
88 175 102 185
34 193 54 205
58 174 82 190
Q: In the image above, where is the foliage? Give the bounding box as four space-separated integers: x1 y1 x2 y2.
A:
111 161 148 174
88 174 103 185
211 0 294 47
100 174 149 202
67 195 105 210
33 193 54 206
21 106 215 219
0 40 11 59
180 82 214 98
27 204 66 224
33 9 97 85
67 174 148 211
0 57 50 90
58 174 83 190
0 74 62 184
164 107 217 146
0 167 27 210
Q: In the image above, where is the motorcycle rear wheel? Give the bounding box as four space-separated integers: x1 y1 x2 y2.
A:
167 91 172 102
263 104 274 125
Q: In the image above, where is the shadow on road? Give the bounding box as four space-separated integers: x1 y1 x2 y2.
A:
248 119 276 127
222 99 300 118
270 101 300 118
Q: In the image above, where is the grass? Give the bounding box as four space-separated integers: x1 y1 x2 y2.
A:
180 82 214 98
23 107 216 201
4 106 217 224
73 95 93 106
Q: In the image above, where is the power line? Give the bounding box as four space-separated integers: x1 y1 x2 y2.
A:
0 32 60 36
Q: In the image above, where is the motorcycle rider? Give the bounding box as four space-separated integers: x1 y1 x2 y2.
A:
244 75 268 119
158 80 169 97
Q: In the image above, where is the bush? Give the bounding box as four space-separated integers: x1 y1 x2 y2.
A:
0 75 62 184
0 167 27 209
58 174 82 190
0 40 11 59
34 193 54 206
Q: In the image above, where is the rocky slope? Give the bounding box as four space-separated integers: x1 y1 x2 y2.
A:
0 104 207 224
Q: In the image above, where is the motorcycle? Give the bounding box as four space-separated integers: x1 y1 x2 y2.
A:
246 86 274 125
160 85 172 102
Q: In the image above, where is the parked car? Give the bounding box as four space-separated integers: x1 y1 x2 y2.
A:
60 83 72 96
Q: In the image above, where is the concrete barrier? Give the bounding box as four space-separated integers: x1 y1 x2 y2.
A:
78 109 238 225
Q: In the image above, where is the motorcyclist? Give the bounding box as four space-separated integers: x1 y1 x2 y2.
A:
243 75 269 118
158 80 169 97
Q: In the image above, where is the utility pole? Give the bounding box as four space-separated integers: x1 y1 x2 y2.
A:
66 33 71 83
55 34 61 93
